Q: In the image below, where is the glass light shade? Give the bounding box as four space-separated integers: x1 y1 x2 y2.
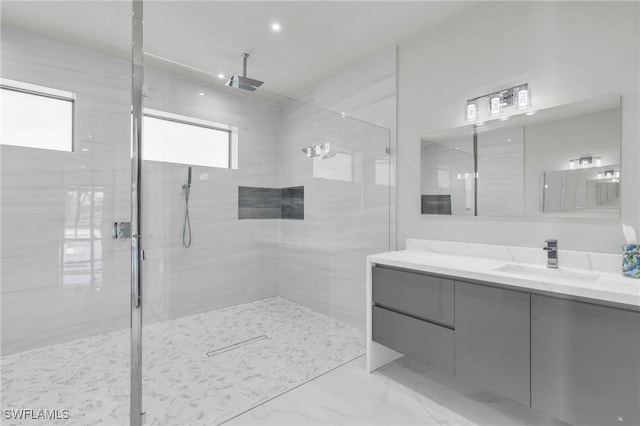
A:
466 100 478 122
489 94 501 116
515 86 530 110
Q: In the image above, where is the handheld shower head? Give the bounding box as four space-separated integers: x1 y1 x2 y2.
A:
226 53 264 91
183 166 192 189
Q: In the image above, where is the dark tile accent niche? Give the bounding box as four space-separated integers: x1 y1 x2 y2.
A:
421 194 452 215
238 186 304 220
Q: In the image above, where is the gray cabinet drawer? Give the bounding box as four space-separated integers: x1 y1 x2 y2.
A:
531 295 640 426
372 306 454 373
372 266 454 327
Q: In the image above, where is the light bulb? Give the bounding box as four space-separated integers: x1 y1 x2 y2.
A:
466 100 478 122
516 86 529 109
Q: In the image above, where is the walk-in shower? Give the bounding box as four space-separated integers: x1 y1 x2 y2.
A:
0 2 393 425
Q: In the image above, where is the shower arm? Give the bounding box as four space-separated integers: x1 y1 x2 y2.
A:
242 53 248 77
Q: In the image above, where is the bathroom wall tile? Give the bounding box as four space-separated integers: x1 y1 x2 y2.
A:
1 27 131 355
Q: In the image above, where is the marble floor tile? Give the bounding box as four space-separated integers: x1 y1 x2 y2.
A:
1 297 364 426
226 356 567 426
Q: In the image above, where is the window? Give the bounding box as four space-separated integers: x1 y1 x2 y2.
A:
142 109 236 169
1 79 74 152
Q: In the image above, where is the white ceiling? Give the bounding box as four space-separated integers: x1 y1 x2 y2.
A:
1 1 476 98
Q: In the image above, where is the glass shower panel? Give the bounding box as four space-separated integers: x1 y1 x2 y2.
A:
0 2 132 424
139 63 391 424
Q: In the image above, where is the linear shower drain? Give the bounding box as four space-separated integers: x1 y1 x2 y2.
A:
206 335 268 357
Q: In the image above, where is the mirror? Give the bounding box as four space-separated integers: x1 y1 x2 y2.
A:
420 93 621 218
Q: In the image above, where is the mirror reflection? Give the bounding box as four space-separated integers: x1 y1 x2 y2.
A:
420 93 621 219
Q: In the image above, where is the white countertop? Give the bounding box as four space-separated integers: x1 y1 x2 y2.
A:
368 249 640 309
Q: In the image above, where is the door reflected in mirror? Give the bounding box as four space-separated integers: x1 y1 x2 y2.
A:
420 93 621 219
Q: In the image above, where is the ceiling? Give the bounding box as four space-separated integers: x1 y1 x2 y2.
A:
1 1 476 99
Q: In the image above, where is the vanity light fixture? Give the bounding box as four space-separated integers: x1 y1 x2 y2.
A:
465 83 531 122
597 170 618 179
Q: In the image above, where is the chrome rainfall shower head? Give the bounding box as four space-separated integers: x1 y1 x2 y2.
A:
226 53 264 91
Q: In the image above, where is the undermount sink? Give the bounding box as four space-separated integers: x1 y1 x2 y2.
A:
494 263 600 284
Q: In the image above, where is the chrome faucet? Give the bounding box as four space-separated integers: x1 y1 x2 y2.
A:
543 239 558 269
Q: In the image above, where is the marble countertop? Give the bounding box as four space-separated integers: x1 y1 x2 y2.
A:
368 249 640 309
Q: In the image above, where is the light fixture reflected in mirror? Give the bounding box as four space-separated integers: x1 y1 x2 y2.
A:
569 155 602 169
302 142 331 159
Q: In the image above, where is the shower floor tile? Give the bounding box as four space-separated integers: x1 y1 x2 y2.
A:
1 297 364 425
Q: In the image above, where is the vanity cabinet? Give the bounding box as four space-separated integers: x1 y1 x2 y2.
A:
531 295 640 426
370 263 640 426
454 282 531 406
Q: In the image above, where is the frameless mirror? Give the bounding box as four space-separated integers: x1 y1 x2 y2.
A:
420 93 621 219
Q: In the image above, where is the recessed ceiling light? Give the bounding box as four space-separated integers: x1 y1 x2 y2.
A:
217 73 225 79
198 92 205 96
271 22 282 32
